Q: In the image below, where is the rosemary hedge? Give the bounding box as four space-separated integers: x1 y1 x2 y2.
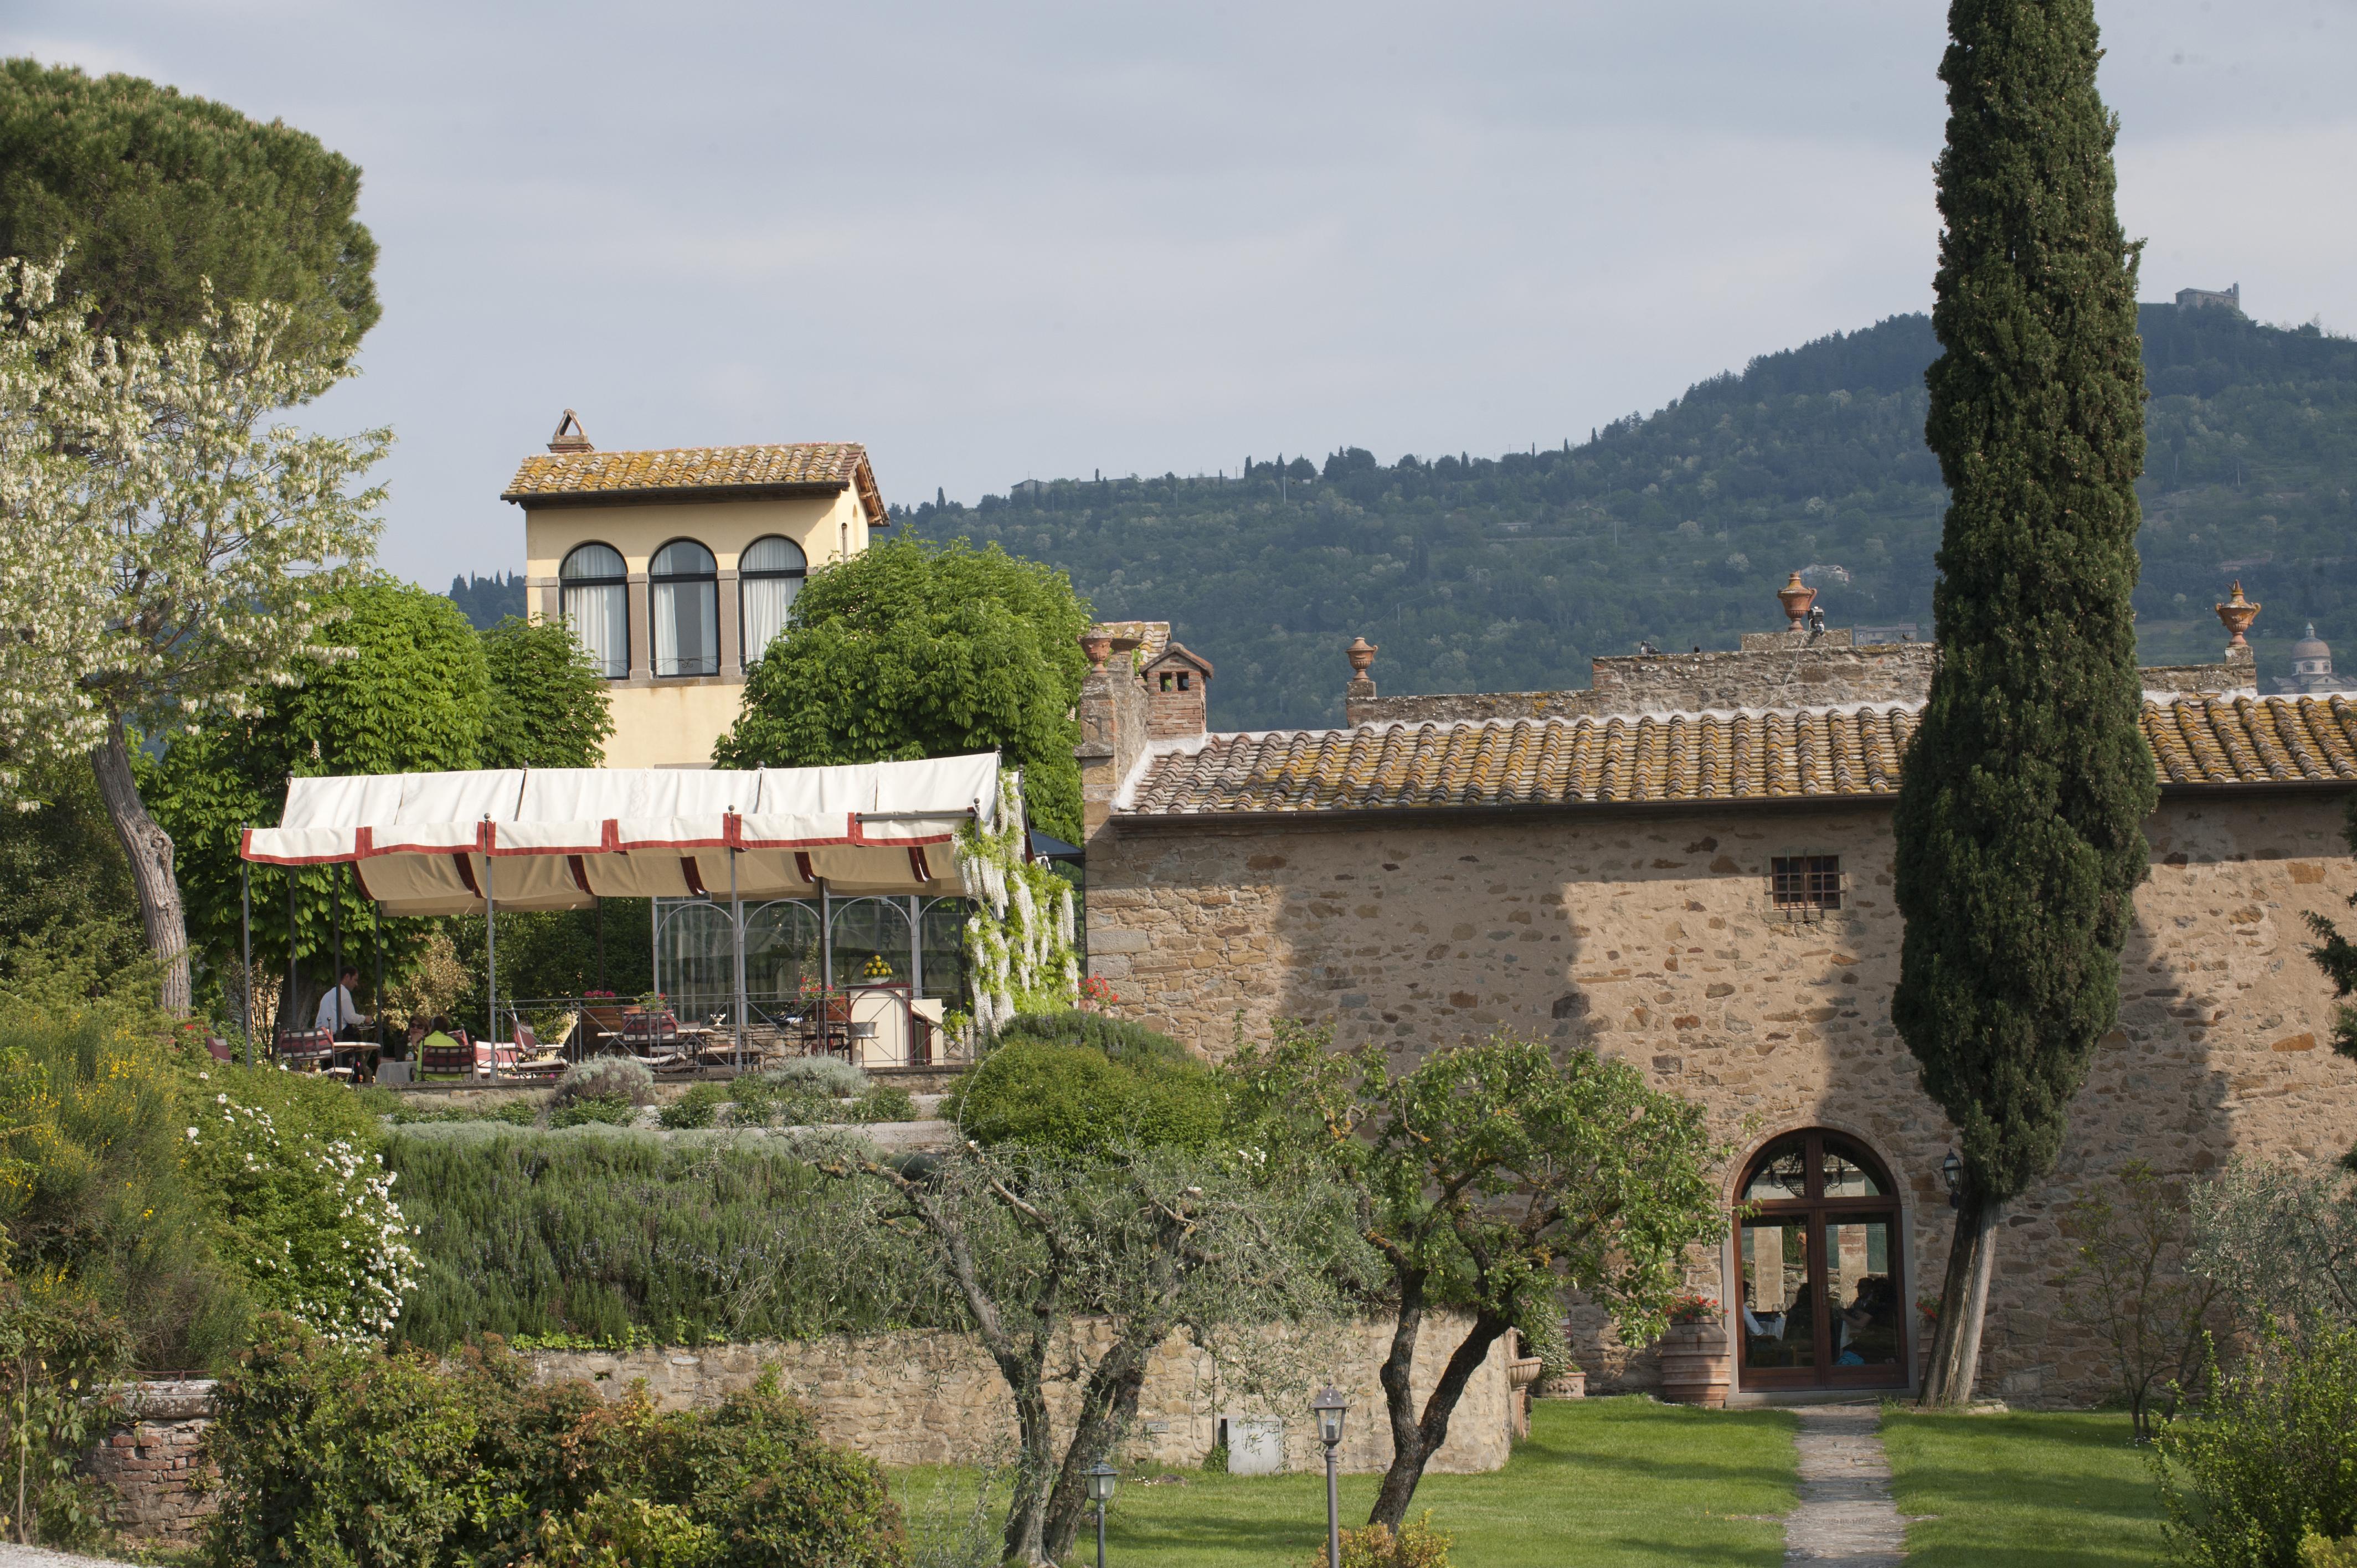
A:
384 1127 951 1349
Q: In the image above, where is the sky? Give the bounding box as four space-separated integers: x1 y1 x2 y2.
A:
7 1 2355 588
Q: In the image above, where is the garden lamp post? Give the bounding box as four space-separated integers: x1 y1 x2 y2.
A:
1313 1386 1349 1568
1941 1149 1963 1209
1086 1459 1118 1568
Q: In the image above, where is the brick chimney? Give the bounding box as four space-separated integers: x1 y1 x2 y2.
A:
1077 626 1151 846
1140 645 1212 740
547 410 593 453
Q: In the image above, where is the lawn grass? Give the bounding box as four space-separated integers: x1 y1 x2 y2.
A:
1881 1407 2168 1568
896 1397 1799 1568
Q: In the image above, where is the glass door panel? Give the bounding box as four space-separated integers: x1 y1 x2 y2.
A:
1738 1218 1816 1374
1824 1213 1903 1374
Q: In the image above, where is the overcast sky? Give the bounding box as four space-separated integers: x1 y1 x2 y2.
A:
7 1 2354 587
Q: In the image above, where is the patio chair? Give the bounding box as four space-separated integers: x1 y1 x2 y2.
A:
620 1010 680 1055
580 1004 634 1055
419 1032 476 1079
205 1036 236 1065
505 1024 567 1079
274 1028 335 1072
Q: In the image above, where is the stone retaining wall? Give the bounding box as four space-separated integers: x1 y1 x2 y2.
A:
521 1316 1510 1476
84 1380 218 1544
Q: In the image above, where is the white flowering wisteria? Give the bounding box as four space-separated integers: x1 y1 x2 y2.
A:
954 771 1080 1039
0 254 388 1009
183 1094 419 1345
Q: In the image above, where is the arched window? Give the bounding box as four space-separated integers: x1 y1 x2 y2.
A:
559 543 629 679
738 535 807 666
1733 1129 1907 1390
650 539 719 677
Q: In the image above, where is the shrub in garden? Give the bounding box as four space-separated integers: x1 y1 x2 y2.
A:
2153 1325 2357 1567
384 1129 948 1348
1319 1513 1453 1568
990 1010 1187 1065
659 1080 732 1130
852 1084 916 1124
951 1039 1225 1155
549 1095 640 1130
554 1055 655 1109
0 1284 133 1550
202 1323 903 1568
2305 1536 2357 1568
762 1057 868 1096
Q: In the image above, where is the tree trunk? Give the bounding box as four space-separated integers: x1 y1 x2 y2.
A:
1919 1191 1999 1407
1041 1327 1157 1561
89 719 191 1015
998 1353 1057 1567
1367 1297 1509 1530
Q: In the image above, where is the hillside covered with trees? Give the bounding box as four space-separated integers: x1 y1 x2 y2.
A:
904 305 2357 731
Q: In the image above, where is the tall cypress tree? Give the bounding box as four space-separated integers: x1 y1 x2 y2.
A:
1893 0 2155 1406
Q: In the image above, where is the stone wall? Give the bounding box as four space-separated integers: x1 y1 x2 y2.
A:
1344 632 1941 728
521 1314 1510 1476
84 1381 218 1544
1083 790 2357 1406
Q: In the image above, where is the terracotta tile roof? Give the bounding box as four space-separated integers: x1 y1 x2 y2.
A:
502 442 887 522
1121 694 2357 817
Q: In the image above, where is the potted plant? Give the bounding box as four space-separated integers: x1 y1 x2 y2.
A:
1659 1290 1731 1407
1077 974 1120 1013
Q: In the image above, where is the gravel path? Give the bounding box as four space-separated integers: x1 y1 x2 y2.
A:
1784 1403 1908 1566
0 1546 143 1568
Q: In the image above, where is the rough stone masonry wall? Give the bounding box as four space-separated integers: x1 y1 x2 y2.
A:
1346 633 1941 728
1084 791 2357 1406
523 1314 1507 1476
83 1381 218 1545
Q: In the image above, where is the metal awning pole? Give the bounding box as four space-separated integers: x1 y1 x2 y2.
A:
331 863 343 1035
484 844 498 1049
908 895 922 1069
286 871 299 1048
730 844 745 1069
239 848 253 1066
373 905 385 1060
819 876 832 1055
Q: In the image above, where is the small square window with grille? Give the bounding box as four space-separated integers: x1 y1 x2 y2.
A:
1771 855 1843 911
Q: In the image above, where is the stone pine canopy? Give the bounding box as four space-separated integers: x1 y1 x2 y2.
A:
1117 694 2357 818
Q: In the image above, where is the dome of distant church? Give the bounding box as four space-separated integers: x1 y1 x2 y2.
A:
2293 623 2331 663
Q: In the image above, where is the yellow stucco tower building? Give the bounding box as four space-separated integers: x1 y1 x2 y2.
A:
505 412 890 768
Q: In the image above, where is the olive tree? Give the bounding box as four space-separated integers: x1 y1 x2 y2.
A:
821 1139 1352 1567
0 256 386 1013
1228 1026 1728 1528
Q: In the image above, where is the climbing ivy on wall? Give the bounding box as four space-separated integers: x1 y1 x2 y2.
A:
955 771 1078 1039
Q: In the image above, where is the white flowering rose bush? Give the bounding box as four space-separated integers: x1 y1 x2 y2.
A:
182 1080 418 1345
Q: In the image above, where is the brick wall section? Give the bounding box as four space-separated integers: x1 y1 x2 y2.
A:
520 1316 1509 1476
1083 791 2357 1405
84 1381 219 1544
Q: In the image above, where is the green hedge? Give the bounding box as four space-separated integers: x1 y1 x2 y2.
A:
384 1128 950 1349
951 1037 1227 1156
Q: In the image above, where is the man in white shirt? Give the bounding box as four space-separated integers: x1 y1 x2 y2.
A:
313 965 373 1039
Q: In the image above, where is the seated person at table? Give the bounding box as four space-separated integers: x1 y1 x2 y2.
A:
389 1017 428 1061
1740 1281 1785 1340
313 964 373 1040
1835 1277 1898 1365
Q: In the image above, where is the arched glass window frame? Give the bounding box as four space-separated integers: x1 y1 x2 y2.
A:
558 542 630 680
649 538 720 678
1732 1128 1907 1392
738 534 808 669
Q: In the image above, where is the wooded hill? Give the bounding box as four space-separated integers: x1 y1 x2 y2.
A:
904 306 2357 731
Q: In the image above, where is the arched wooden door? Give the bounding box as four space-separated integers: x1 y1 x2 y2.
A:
1732 1129 1907 1391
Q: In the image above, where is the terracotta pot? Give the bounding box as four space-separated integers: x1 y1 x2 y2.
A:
1658 1321 1731 1408
2215 581 2261 648
1777 571 1816 630
1536 1369 1587 1400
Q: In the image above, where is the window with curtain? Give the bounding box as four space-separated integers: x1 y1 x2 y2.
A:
558 543 629 679
650 539 719 677
738 535 807 666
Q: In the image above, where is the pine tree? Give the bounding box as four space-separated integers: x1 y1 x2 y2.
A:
1892 0 2155 1406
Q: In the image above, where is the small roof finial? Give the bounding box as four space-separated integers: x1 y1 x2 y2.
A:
1345 637 1378 702
2215 580 2260 649
1778 571 1816 631
548 409 592 453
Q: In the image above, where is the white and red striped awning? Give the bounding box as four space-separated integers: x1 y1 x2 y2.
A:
239 753 1002 915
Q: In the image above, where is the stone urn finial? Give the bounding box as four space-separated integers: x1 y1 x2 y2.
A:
2215 581 2260 649
1079 629 1113 672
1777 571 1816 631
1345 637 1378 676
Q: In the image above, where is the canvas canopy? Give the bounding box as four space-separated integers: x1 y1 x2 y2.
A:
241 753 1002 916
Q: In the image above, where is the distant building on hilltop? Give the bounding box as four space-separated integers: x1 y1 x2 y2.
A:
2176 282 2243 315
2272 622 2341 695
